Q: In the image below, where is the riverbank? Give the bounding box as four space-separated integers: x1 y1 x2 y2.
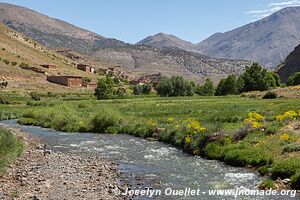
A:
1 94 300 190
0 126 127 200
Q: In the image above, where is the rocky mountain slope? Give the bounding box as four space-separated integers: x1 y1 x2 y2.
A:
0 3 251 82
136 32 196 52
195 7 300 69
0 3 128 53
0 23 99 92
277 44 300 83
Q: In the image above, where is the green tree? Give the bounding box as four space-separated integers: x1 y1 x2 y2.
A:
287 72 300 86
133 85 142 95
215 75 242 96
240 63 275 92
156 76 194 97
156 77 174 97
94 77 115 99
195 79 215 96
132 84 152 95
142 84 152 94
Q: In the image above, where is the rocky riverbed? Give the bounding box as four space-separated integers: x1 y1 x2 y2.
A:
0 127 128 200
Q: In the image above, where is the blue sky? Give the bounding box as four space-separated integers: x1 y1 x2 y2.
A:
1 0 300 43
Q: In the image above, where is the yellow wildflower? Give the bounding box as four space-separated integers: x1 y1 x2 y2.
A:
243 112 264 129
276 110 298 121
185 135 192 144
147 120 157 127
280 133 290 142
174 124 180 130
167 117 175 123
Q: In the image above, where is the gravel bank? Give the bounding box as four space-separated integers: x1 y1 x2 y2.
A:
0 126 128 200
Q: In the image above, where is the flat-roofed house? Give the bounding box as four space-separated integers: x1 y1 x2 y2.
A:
77 64 95 73
40 64 56 69
47 76 82 87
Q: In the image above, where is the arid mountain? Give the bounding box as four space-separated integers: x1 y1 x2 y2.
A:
0 23 100 92
0 2 252 82
136 33 196 52
195 7 300 69
278 44 300 83
0 2 128 53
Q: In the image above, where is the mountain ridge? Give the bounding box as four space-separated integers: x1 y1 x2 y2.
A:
0 2 252 82
136 32 197 52
278 43 300 83
195 6 300 68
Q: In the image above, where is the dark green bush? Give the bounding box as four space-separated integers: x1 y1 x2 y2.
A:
282 144 300 153
11 61 17 66
2 59 10 65
287 72 300 86
224 148 271 167
258 166 269 176
263 91 278 99
19 62 29 68
265 125 278 135
291 170 300 189
271 158 300 179
259 179 276 190
29 92 42 101
204 143 223 160
91 110 122 133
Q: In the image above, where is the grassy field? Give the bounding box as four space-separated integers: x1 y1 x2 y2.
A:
1 93 300 189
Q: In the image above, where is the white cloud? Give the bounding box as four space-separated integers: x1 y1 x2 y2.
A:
246 0 300 20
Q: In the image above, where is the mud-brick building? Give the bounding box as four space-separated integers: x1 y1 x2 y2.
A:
47 76 82 87
40 64 56 69
77 64 95 73
82 81 97 89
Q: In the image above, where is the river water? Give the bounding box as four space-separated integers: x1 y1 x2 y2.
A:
1 120 297 200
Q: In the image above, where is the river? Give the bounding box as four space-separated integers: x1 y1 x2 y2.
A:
1 120 297 200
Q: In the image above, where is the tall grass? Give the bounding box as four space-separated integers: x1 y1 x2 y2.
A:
0 127 23 172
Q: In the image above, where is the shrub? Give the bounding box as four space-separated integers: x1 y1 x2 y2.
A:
115 87 127 98
0 96 10 104
19 62 29 68
2 59 10 65
91 109 122 133
263 91 278 99
0 127 23 172
18 117 35 125
265 124 278 135
11 61 17 66
83 77 92 83
224 149 248 167
271 158 300 179
282 144 300 153
29 92 42 101
142 84 152 94
224 148 271 167
0 81 8 89
259 179 276 190
287 72 300 86
291 170 300 189
132 84 151 95
204 143 223 160
258 166 269 176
